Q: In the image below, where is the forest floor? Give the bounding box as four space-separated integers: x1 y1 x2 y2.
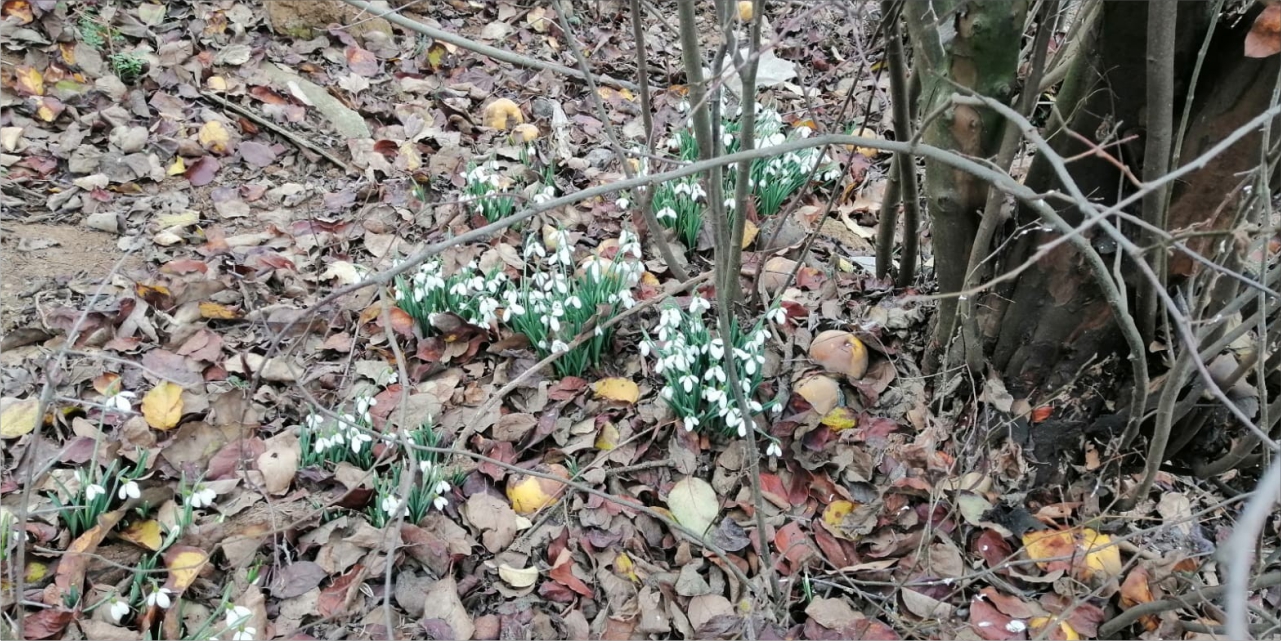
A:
0 1 1272 640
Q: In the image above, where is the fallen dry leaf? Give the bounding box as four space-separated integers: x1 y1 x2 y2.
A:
667 476 718 538
592 377 639 404
141 382 184 431
483 98 524 130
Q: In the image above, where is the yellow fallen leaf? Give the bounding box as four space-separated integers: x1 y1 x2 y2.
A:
120 520 163 551
823 500 854 530
1080 528 1122 580
199 301 241 319
738 0 753 21
741 219 759 248
640 272 660 286
14 66 43 96
206 76 227 92
820 407 859 431
25 561 48 583
1 398 41 438
593 378 640 404
850 127 883 157
595 422 620 450
512 123 539 143
164 546 208 592
167 157 186 175
809 330 869 379
615 552 639 582
1029 617 1080 641
483 98 524 130
36 98 59 122
1022 529 1076 569
506 464 569 515
198 120 231 155
142 382 184 431
498 564 539 588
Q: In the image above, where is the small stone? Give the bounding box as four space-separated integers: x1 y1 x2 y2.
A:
585 148 613 168
85 212 118 234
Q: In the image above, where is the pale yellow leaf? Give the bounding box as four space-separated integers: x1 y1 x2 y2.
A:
1 397 40 438
592 377 639 404
667 476 718 537
198 120 231 154
482 98 524 130
164 546 208 592
142 382 184 430
498 564 539 588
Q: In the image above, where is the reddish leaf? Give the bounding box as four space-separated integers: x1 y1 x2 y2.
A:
318 564 367 619
345 45 379 76
758 473 790 509
773 521 816 574
973 529 1015 570
185 156 220 187
969 598 1025 640
21 609 73 640
160 258 209 274
240 141 278 167
1246 4 1281 58
548 548 593 598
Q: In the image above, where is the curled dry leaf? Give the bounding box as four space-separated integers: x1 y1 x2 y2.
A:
795 375 842 415
506 463 570 515
498 564 539 588
483 98 524 130
809 330 869 379
512 123 539 142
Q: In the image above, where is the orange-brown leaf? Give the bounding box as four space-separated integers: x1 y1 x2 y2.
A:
1246 4 1281 58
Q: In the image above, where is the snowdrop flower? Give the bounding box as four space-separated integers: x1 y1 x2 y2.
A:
433 494 449 511
688 296 711 315
225 605 252 628
551 340 570 353
680 375 698 393
766 442 783 458
524 240 547 260
618 290 636 309
419 460 434 475
434 480 451 495
768 306 787 325
722 133 735 147
639 341 652 358
231 624 257 641
595 325 604 337
380 496 403 517
708 338 725 360
656 206 676 221
118 480 140 501
615 197 630 209
349 431 373 454
705 366 726 384
105 391 136 413
108 596 129 623
188 485 217 509
682 416 699 432
146 587 172 610
661 386 674 400
85 484 106 502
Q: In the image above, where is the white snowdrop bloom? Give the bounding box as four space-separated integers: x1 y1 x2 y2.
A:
551 340 570 353
772 403 783 416
232 626 257 641
743 359 758 376
723 133 735 147
387 370 398 385
380 496 403 517
105 391 136 413
225 606 253 628
661 386 674 400
618 290 636 309
705 366 726 384
524 240 547 260
688 296 710 314
766 442 783 458
797 126 812 138
709 339 725 360
749 400 764 413
639 341 652 358
683 416 699 432
768 306 787 324
566 296 582 309
548 315 561 332
314 436 331 454
434 480 451 495
704 388 725 405
656 206 677 221
615 197 630 209
824 168 842 182
433 494 449 511
537 340 549 350
108 597 130 623
677 100 690 112
666 137 681 150
85 483 106 502
146 587 172 610
595 325 604 337
349 431 373 454
450 281 467 297
680 375 698 393
419 460 434 475
724 198 736 210
118 480 140 501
